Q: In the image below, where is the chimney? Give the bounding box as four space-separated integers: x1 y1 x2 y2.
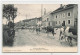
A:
60 4 63 7
44 8 46 15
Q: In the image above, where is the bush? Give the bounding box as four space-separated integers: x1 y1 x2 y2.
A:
3 25 14 46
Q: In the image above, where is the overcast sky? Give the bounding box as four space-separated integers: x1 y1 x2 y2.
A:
3 4 62 24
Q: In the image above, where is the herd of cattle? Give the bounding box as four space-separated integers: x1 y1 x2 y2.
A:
33 26 77 46
3 23 77 46
19 26 77 46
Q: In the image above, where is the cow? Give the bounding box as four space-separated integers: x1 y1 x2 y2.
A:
46 26 54 36
60 26 77 46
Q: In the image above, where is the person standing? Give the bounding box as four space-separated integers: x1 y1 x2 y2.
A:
59 26 65 44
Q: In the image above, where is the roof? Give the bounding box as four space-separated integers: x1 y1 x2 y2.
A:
22 17 42 22
42 11 52 18
51 4 75 14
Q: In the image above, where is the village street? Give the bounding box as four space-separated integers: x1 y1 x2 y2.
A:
13 29 77 47
2 4 78 53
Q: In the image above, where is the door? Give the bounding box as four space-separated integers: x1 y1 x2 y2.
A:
63 21 65 26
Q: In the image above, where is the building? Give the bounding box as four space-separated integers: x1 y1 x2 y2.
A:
51 4 78 28
42 4 78 28
42 12 55 27
22 17 42 27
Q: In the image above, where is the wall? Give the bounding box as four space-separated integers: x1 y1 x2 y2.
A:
42 13 53 27
73 4 78 28
42 5 78 28
52 7 74 27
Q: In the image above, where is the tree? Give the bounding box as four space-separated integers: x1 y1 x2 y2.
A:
3 4 17 24
3 4 17 46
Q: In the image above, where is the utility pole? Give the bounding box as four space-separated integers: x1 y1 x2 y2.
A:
25 14 27 27
44 8 46 15
41 4 43 27
41 4 43 17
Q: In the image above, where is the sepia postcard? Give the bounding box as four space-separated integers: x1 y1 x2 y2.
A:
2 4 78 52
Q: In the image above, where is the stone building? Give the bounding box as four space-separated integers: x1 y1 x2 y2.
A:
42 12 55 27
51 4 78 28
22 17 42 27
42 4 78 28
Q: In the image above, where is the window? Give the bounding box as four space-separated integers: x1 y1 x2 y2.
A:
68 13 70 16
56 15 57 18
56 21 57 24
59 21 60 24
68 12 71 17
59 15 61 18
62 13 65 18
62 21 65 26
68 20 70 24
58 15 59 18
47 18 48 21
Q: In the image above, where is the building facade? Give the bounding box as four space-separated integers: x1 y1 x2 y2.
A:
22 17 42 27
42 4 78 28
51 4 78 28
42 12 55 27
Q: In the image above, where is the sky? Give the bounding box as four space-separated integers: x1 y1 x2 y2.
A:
3 4 61 24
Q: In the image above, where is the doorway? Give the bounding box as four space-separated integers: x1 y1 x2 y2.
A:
63 21 65 26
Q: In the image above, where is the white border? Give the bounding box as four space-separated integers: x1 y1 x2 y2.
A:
0 0 80 55
1 0 80 4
